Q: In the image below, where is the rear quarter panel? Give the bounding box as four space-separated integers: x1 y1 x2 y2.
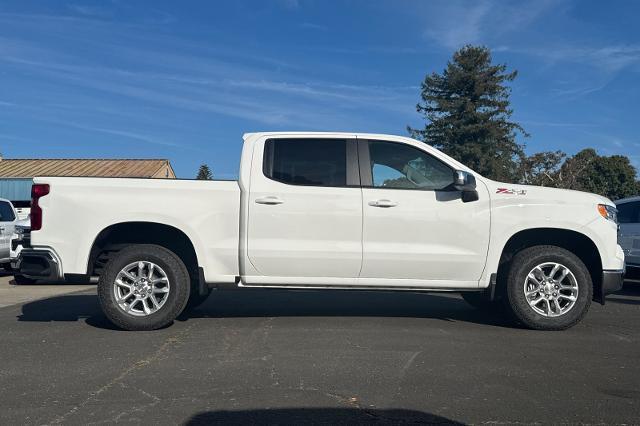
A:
31 177 241 282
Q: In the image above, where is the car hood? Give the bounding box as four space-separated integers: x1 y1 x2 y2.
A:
485 180 614 207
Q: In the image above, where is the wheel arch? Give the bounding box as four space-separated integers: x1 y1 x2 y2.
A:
495 228 603 302
87 221 200 282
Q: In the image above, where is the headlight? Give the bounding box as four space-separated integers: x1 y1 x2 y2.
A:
597 204 617 223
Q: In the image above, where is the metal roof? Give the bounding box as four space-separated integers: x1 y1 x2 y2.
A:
0 159 175 178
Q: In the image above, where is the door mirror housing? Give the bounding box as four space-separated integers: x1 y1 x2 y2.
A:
453 170 476 191
453 170 479 203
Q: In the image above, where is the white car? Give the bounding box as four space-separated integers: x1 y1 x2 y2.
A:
0 198 18 268
14 132 625 331
8 216 37 284
9 216 30 259
616 196 640 276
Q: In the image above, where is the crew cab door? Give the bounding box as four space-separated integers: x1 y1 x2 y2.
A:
0 200 17 260
246 136 362 281
358 139 490 286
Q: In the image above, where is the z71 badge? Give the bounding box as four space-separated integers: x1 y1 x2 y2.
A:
496 188 527 195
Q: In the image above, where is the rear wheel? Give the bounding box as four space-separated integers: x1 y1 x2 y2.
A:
97 244 190 331
504 245 592 330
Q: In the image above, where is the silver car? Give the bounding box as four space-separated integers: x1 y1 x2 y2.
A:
616 196 640 275
0 198 17 267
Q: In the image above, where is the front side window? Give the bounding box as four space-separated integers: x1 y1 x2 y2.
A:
368 140 454 190
263 139 347 187
618 201 640 224
0 201 15 222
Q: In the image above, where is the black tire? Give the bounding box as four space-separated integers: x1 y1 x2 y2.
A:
504 245 592 331
97 244 190 331
13 275 38 285
184 286 212 311
461 292 498 310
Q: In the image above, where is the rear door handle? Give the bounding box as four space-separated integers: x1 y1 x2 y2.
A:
368 199 398 208
255 196 284 205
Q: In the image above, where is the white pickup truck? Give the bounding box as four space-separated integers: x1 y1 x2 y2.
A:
16 132 625 331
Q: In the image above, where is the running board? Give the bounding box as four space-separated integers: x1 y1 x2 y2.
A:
209 281 484 293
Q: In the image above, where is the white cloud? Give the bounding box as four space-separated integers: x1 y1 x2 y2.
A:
298 22 328 31
276 0 300 10
583 45 640 73
0 18 417 128
511 44 640 74
423 1 491 49
549 80 612 98
223 79 415 105
61 122 182 148
521 120 599 128
421 0 557 49
67 4 113 18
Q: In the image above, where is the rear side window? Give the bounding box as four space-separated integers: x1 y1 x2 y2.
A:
618 201 640 224
263 139 347 186
0 201 15 222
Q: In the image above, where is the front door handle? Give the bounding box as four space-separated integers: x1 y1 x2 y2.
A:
368 199 398 208
255 196 284 205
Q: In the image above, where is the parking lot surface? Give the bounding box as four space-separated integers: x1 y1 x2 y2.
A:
1 281 639 425
0 275 93 308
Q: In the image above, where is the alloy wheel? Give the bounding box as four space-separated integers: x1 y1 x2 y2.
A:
113 261 170 317
523 262 579 318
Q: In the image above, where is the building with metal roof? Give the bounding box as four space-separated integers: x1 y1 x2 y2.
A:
0 158 175 207
0 159 175 179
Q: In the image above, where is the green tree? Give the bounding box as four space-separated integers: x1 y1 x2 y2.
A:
519 150 566 187
196 164 213 180
409 45 528 182
549 149 637 200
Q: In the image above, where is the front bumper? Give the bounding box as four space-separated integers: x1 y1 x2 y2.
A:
14 248 63 281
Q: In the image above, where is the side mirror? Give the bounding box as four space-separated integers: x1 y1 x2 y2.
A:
453 170 479 203
453 170 476 191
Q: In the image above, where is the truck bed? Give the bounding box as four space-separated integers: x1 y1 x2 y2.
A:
31 176 241 283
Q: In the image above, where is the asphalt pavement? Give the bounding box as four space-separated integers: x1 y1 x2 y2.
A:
1 281 639 425
0 274 93 308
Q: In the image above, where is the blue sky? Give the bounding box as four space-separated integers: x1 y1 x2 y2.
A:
0 0 638 179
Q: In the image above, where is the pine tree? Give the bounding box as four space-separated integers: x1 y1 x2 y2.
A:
409 45 528 182
196 164 213 180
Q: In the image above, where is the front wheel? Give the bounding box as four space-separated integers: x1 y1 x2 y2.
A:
97 244 190 331
505 245 592 331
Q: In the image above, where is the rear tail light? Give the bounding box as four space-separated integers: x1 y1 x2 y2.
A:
31 184 50 231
